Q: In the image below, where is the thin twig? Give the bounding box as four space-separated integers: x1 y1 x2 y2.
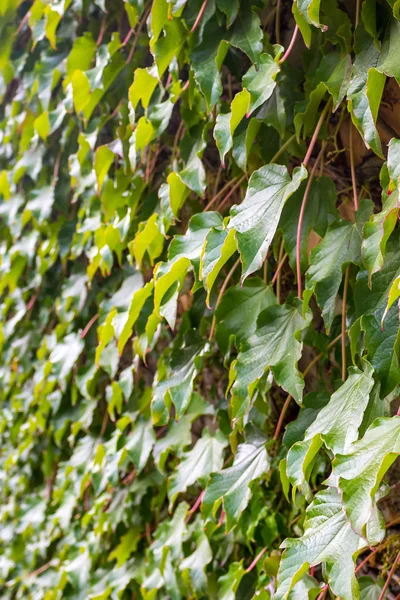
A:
205 176 244 211
279 25 299 64
270 133 297 164
341 265 350 380
81 313 99 339
191 0 209 33
349 125 358 211
275 0 281 44
276 239 284 303
296 144 325 298
303 333 343 378
273 393 292 440
15 10 30 36
379 551 400 600
271 252 288 285
245 547 268 573
186 490 205 523
96 16 106 46
209 258 240 341
303 99 332 167
125 6 150 64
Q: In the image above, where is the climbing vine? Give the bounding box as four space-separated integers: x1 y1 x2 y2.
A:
0 0 400 598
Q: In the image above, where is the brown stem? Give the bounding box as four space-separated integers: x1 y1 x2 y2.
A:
216 180 243 211
205 176 244 211
349 125 358 211
245 546 268 573
209 258 240 341
81 313 99 339
379 550 400 600
275 0 281 45
191 0 209 33
303 333 343 378
125 6 150 64
270 133 296 164
96 16 106 46
303 99 332 167
15 10 30 36
276 239 284 303
296 144 325 298
271 252 288 285
341 265 350 381
279 25 299 64
100 411 109 436
273 393 292 440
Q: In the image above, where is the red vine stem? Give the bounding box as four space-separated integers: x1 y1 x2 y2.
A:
81 313 99 339
186 490 205 523
378 550 400 600
125 6 150 64
349 126 358 211
205 176 244 211
191 0 209 33
245 546 268 573
303 99 332 167
341 265 350 380
209 258 241 341
296 144 325 298
279 25 299 64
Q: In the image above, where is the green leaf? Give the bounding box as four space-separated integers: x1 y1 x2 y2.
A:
203 426 269 531
276 487 366 600
218 562 245 600
217 0 239 27
286 360 375 488
362 138 400 281
295 0 322 28
151 331 207 424
199 227 236 305
355 233 400 396
229 164 307 281
243 53 280 116
304 199 373 331
230 6 263 65
230 300 312 419
347 28 385 158
214 89 250 165
95 145 115 193
168 428 227 507
125 418 156 473
330 416 400 540
215 278 276 355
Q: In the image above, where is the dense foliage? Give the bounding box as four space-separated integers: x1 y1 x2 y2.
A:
1 0 400 597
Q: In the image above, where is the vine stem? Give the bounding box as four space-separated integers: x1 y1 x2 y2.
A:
191 0 209 33
205 176 244 211
341 265 350 380
273 333 343 440
209 258 241 341
245 546 267 573
271 252 288 285
275 0 281 45
378 550 400 600
349 125 358 211
81 313 99 339
303 99 332 167
296 144 325 298
186 490 205 523
276 239 284 303
279 25 299 64
125 5 150 64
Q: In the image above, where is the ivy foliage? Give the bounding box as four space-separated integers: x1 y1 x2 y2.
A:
1 0 400 598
